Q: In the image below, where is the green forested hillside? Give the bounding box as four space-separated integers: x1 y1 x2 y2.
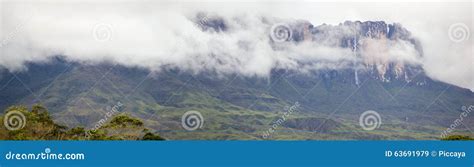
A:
0 59 473 140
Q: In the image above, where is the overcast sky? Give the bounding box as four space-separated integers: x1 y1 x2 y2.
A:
0 0 472 90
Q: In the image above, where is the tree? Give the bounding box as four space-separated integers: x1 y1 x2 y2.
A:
142 132 165 140
0 104 165 141
441 135 474 141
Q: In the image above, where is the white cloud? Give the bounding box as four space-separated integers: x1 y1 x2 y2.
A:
0 0 472 90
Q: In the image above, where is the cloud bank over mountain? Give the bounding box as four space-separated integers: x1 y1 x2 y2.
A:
0 0 472 90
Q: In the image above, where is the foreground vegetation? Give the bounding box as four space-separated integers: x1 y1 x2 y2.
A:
1 104 472 141
441 135 474 141
0 104 164 140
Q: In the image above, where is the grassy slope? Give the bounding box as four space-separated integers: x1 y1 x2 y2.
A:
0 62 473 140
